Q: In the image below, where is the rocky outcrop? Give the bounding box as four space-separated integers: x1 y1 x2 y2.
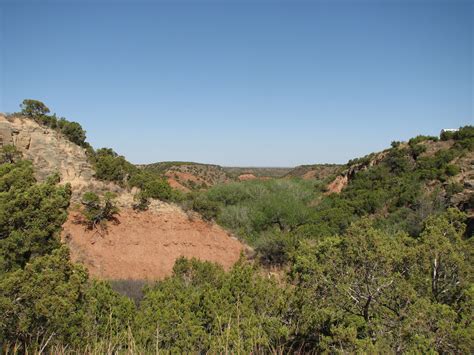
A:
0 114 93 181
0 114 132 203
449 155 474 219
326 151 389 194
326 175 349 193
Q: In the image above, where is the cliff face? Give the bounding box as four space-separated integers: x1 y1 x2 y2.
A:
0 114 132 203
0 114 94 182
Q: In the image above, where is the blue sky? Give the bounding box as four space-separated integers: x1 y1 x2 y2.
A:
1 0 472 166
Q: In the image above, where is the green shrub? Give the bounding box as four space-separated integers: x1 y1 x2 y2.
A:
58 119 87 146
0 162 71 271
441 130 456 141
93 150 127 183
135 258 293 353
445 164 461 176
192 194 220 221
254 231 295 266
446 182 464 197
408 135 438 145
0 145 21 164
81 192 119 229
410 143 427 159
133 191 151 211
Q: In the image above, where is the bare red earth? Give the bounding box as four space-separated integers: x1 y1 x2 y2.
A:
62 209 245 280
238 173 257 181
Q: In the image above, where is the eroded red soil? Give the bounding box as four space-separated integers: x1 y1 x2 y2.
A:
62 208 245 280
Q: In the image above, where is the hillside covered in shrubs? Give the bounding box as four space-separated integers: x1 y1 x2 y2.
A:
0 100 473 353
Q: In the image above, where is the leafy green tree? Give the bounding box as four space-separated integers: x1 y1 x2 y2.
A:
59 120 87 146
0 247 88 346
0 161 71 272
289 214 473 353
413 209 472 305
20 99 50 119
93 154 126 182
81 279 135 345
0 247 135 349
135 258 293 353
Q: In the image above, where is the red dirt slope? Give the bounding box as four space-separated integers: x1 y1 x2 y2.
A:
62 209 245 280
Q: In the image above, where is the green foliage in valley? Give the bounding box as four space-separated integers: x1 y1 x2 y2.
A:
1 111 472 352
289 210 473 352
135 258 292 353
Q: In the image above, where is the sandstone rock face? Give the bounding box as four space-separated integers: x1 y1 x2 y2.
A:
0 121 14 147
0 114 131 203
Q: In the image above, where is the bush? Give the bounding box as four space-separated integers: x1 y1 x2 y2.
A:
441 130 456 141
0 162 71 271
58 119 87 146
446 182 464 197
408 135 438 145
81 192 119 229
0 145 21 164
128 170 173 201
454 126 474 141
410 143 427 159
93 150 127 183
254 231 295 266
134 258 293 353
133 191 151 211
445 164 461 177
191 194 220 221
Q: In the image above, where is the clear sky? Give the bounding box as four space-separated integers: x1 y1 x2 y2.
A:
1 0 472 167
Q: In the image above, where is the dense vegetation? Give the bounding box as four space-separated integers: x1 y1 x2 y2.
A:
1 155 472 352
1 101 472 352
188 127 473 265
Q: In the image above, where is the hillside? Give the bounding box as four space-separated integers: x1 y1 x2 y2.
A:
141 161 231 191
223 166 293 179
0 112 247 280
323 134 474 234
284 163 343 180
0 114 132 203
1 101 473 354
141 162 294 190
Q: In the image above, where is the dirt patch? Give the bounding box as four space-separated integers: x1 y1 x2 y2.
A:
62 209 246 280
238 173 257 181
419 140 453 158
326 175 348 194
166 177 191 192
